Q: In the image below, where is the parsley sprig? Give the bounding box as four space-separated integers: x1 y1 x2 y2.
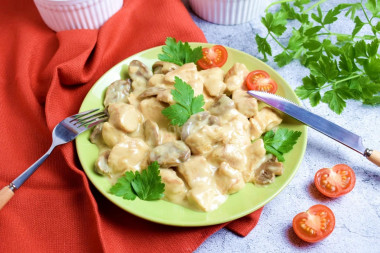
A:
263 128 302 162
109 161 165 201
158 37 203 66
162 76 205 126
257 0 380 114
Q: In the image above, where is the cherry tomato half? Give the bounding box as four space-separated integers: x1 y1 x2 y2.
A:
197 45 228 69
293 204 335 243
314 164 356 198
245 70 278 93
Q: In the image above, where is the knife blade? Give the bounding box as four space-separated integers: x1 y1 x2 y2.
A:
247 90 380 166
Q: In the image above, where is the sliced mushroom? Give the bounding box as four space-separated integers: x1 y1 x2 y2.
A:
128 60 153 81
152 61 179 74
208 95 235 116
94 150 111 175
149 141 190 167
266 161 284 176
252 164 275 185
90 123 103 144
181 111 220 141
138 87 166 99
103 79 132 107
143 119 162 147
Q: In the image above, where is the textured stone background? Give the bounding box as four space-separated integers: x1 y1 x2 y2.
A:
181 0 380 252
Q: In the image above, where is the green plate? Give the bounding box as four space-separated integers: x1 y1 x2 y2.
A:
76 43 307 227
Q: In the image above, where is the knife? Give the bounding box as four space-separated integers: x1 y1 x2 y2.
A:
247 90 380 167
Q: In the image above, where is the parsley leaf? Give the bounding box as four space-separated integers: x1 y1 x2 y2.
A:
162 77 204 126
109 161 165 201
158 37 203 66
263 128 302 162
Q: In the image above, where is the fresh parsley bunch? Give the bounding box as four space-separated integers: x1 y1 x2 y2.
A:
257 0 380 114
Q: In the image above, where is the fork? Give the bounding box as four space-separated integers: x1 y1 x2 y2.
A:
0 108 108 210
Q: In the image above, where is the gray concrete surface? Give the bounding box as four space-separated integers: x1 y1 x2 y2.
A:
182 0 380 252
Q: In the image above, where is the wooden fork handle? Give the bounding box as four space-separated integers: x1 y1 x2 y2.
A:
0 186 14 210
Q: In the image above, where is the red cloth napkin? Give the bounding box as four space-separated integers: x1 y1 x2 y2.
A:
0 0 263 252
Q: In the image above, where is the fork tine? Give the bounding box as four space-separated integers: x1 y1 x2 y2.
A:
70 109 108 129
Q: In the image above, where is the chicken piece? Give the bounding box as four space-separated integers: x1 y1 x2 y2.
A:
249 107 282 139
152 61 179 74
139 97 170 128
219 109 251 145
209 144 247 171
178 156 226 212
181 112 222 155
149 141 191 167
243 139 267 182
215 162 245 194
94 150 111 175
200 67 226 97
208 95 235 116
108 102 143 133
148 74 173 88
103 79 132 107
224 63 249 93
164 63 203 96
232 89 259 118
101 122 129 147
107 137 150 174
160 168 188 204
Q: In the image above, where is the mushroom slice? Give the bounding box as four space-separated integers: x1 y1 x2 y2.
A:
90 123 104 144
208 95 235 116
138 87 166 99
103 79 132 107
181 111 220 141
94 150 112 175
266 161 284 176
149 141 190 167
143 119 162 147
152 61 179 74
128 60 153 81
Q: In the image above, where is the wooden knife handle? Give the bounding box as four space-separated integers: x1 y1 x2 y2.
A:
367 149 380 167
0 186 14 210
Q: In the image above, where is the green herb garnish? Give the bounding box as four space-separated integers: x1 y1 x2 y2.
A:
158 37 203 66
109 161 165 201
263 128 302 162
256 1 380 114
162 76 205 126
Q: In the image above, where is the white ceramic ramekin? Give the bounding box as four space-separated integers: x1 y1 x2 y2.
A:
189 0 265 25
33 0 123 32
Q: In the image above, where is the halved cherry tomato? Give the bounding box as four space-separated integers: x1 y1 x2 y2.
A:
293 204 335 243
197 45 228 69
246 70 278 93
314 164 356 198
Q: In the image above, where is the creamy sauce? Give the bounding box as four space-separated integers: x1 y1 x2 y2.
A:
91 60 284 212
